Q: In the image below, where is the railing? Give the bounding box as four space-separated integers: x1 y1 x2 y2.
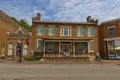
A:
44 53 90 57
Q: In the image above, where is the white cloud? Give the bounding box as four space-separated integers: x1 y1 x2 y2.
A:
1 0 120 25
47 0 120 23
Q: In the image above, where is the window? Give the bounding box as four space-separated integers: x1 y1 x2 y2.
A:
76 26 84 36
88 41 94 52
37 25 45 35
75 42 86 53
109 27 114 37
60 26 71 36
34 39 44 52
87 27 94 36
8 43 13 55
48 25 56 35
46 42 56 52
23 44 28 55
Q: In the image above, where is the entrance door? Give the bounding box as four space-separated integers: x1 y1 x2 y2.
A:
107 41 116 59
61 42 72 56
16 43 22 57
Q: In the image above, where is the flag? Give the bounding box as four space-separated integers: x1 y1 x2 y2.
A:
26 38 30 46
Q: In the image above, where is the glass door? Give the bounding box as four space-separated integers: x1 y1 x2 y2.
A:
107 41 115 59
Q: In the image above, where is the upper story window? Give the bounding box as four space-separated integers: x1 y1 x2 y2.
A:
48 25 56 35
37 25 45 35
87 27 94 36
76 26 84 36
60 26 71 36
108 26 115 37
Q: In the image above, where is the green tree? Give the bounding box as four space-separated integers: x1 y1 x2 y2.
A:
11 17 31 32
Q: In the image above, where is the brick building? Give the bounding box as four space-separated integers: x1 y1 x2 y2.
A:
31 13 99 62
0 10 31 59
99 18 120 59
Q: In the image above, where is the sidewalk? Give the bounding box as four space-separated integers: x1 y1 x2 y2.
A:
0 59 120 64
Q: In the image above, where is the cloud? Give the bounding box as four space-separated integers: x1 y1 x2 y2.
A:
47 0 120 23
1 0 120 25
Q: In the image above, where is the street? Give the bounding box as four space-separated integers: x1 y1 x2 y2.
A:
0 63 120 80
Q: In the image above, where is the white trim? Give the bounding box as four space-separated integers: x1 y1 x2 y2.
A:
8 43 14 55
60 26 71 36
48 25 56 36
37 25 45 35
76 26 84 36
104 37 120 41
108 26 115 29
16 27 24 34
23 44 28 55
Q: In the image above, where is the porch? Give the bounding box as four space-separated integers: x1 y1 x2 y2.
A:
35 38 94 62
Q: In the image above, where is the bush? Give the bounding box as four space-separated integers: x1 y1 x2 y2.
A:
24 56 43 61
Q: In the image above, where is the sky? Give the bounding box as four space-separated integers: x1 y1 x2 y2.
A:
0 0 120 25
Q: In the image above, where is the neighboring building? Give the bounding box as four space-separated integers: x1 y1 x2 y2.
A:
31 13 99 61
99 19 120 59
0 10 31 59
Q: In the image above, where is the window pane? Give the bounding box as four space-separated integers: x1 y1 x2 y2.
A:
37 25 44 35
87 27 94 36
37 40 44 52
109 28 114 37
76 27 83 36
46 42 56 52
23 44 28 55
8 43 13 55
88 41 94 52
48 25 55 35
64 27 69 35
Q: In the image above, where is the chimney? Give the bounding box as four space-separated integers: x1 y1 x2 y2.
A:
37 13 41 20
32 13 41 22
87 16 91 22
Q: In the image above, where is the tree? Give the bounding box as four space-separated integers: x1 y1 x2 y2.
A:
11 17 32 32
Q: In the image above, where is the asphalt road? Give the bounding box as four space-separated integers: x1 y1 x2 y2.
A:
0 63 120 80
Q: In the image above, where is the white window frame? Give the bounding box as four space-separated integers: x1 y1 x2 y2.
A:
76 26 84 36
87 27 94 36
23 44 28 55
8 43 13 55
37 25 45 35
36 39 44 52
48 25 56 35
88 41 94 52
60 26 71 36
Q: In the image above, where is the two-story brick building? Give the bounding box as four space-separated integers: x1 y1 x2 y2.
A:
0 10 31 59
99 18 120 60
31 13 99 62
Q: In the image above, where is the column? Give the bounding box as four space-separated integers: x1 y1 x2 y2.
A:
59 42 61 57
43 40 46 57
73 42 75 57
